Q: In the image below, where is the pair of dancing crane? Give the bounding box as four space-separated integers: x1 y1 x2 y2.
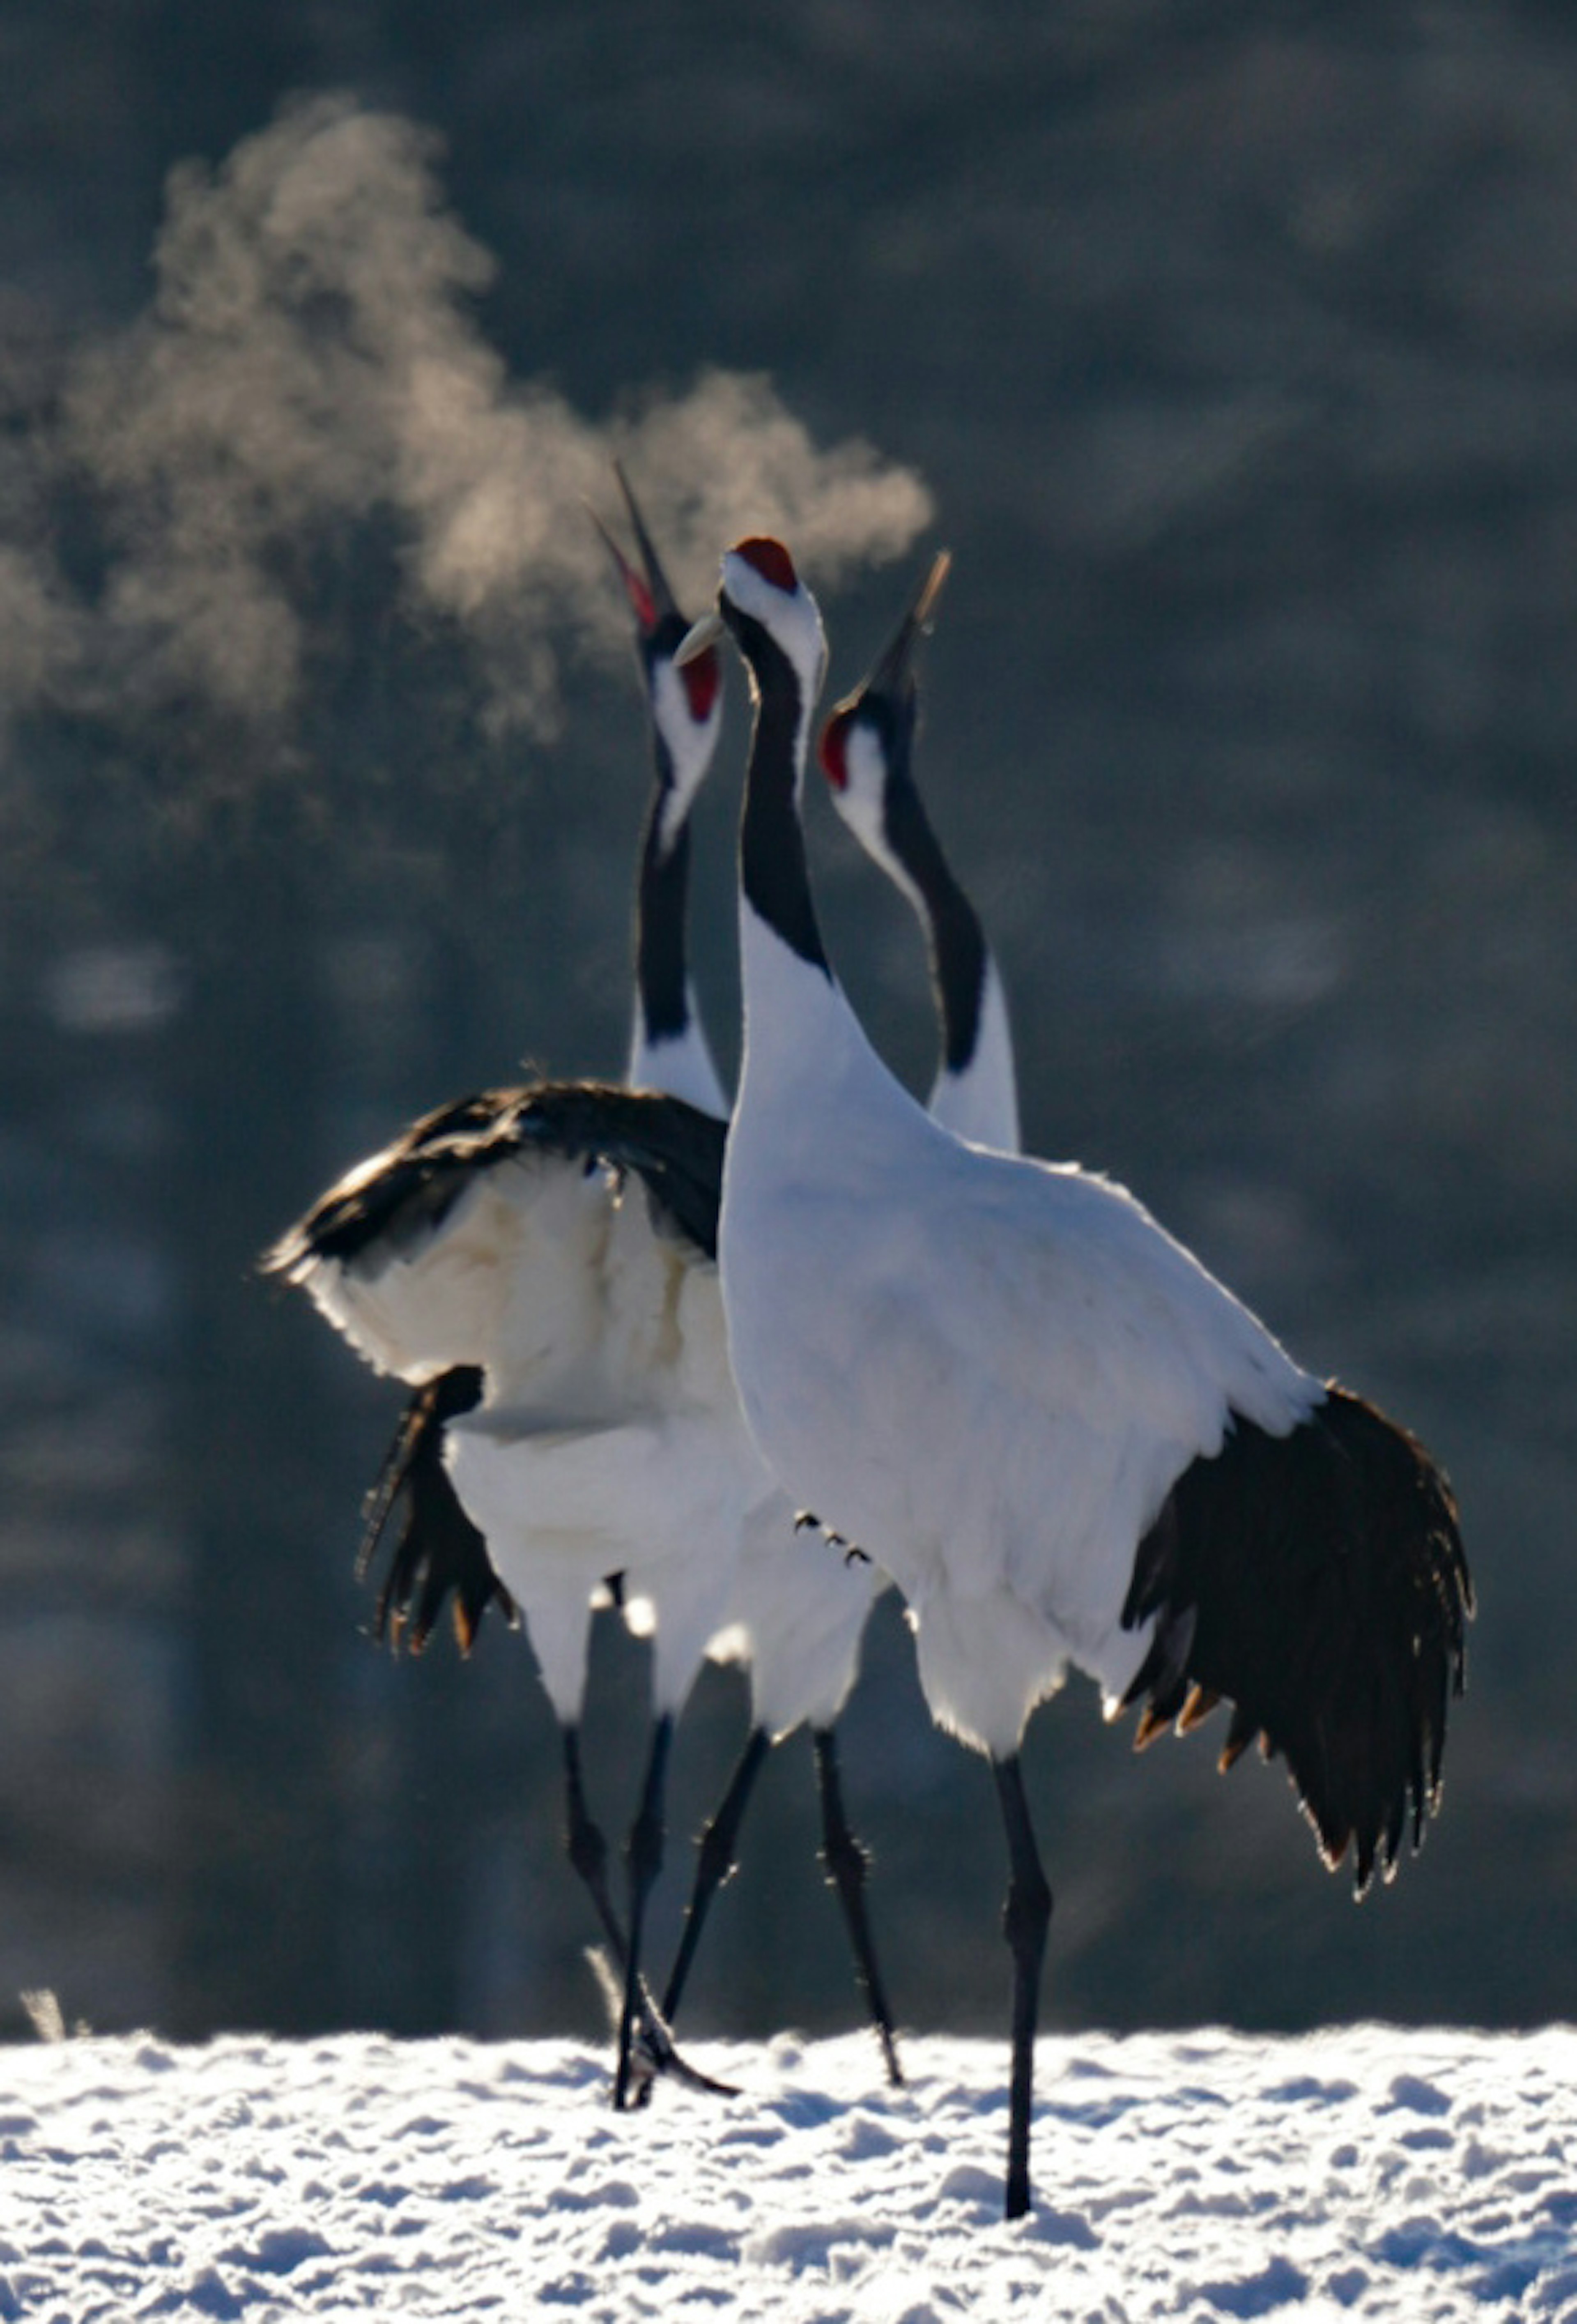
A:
268 476 1472 2224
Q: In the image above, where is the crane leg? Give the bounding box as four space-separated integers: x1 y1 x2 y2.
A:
991 1752 1052 2222
562 1719 735 2105
614 1712 674 2110
662 1724 771 2025
813 1726 904 2087
561 1723 626 1957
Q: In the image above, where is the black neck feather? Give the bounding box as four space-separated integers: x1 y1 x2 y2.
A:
733 610 831 977
883 775 988 1074
634 778 692 1046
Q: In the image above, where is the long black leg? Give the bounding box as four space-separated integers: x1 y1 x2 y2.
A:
661 1724 771 2025
614 1712 674 2110
813 1727 903 2087
992 1752 1053 2223
562 1720 734 2104
561 1723 626 1957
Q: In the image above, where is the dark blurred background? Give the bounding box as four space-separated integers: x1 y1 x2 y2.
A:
1 0 1570 2052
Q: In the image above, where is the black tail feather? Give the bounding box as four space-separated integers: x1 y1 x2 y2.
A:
1121 1383 1472 1894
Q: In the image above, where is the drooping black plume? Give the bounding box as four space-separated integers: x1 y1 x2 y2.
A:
1120 1383 1473 1894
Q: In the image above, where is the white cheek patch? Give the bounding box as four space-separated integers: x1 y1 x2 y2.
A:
829 721 921 913
651 660 722 822
722 550 828 704
829 723 888 850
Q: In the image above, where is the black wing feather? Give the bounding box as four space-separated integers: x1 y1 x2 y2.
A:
264 1078 727 1275
1120 1383 1472 1894
358 1365 518 1655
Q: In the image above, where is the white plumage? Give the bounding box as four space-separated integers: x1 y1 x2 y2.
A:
682 534 1470 2222
447 1208 767 1721
731 1084 1317 1752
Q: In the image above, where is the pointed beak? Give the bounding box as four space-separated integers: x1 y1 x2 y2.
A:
588 461 684 633
867 548 952 700
674 609 726 667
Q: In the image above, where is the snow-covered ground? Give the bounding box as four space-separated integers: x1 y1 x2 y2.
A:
5 2022 1573 2320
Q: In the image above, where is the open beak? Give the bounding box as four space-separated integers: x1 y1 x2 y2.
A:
588 461 684 634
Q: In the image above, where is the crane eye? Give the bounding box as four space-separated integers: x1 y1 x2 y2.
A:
679 647 720 723
818 710 852 791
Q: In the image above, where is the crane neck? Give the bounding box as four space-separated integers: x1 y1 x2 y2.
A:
874 771 1021 1153
729 586 956 1195
627 759 727 1117
735 612 832 982
878 778 986 1060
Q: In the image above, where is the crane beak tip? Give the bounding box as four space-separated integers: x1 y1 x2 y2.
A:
916 548 952 629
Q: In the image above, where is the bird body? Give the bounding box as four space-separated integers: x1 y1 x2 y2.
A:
706 1535 879 1741
447 1205 774 1721
724 1029 1318 1755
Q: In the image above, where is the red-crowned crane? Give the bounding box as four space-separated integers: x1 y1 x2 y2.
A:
266 470 737 2103
677 537 1472 2223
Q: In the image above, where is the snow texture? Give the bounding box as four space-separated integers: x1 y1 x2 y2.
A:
4 2025 1575 2321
